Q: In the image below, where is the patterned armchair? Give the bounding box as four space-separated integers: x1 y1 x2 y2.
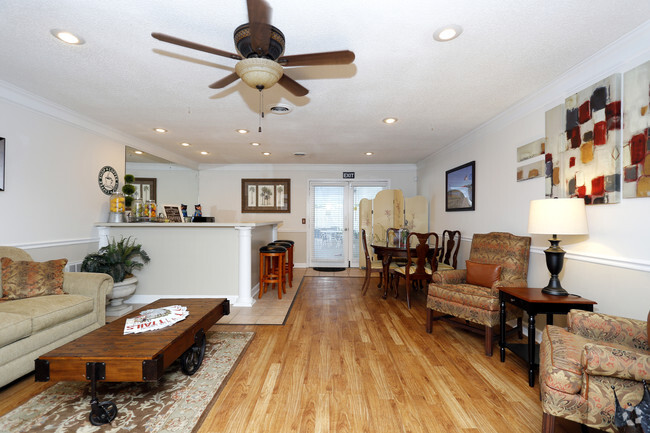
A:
426 232 531 356
540 309 650 433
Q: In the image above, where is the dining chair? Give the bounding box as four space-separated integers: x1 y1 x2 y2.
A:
437 229 461 271
386 227 401 246
391 232 439 309
361 229 396 295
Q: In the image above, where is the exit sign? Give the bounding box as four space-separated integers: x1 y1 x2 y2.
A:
343 172 355 179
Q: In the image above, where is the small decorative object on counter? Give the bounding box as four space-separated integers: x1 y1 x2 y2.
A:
122 174 136 208
181 204 187 217
194 204 202 217
145 199 157 218
131 198 144 220
108 192 125 223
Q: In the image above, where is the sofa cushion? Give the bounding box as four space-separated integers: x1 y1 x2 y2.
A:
0 312 32 347
465 260 502 288
0 295 93 333
1 258 67 300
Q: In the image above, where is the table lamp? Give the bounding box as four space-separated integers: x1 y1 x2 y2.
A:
527 198 588 296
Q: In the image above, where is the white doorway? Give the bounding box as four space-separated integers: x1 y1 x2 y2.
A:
309 181 387 268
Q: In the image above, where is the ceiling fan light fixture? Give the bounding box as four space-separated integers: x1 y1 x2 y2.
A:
433 25 463 42
235 58 283 90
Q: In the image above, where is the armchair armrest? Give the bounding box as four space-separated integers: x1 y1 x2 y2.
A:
492 278 528 295
568 310 649 351
582 343 650 382
432 269 466 284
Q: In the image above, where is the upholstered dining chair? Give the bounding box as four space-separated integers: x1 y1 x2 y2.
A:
361 229 398 295
391 232 439 309
540 309 649 433
426 232 530 356
436 229 461 271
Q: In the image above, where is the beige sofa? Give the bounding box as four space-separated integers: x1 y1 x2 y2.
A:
0 246 113 388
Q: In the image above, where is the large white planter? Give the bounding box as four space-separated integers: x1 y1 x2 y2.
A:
106 276 138 316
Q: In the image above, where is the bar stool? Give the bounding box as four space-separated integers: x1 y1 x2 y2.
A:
259 245 287 299
274 239 295 284
268 241 292 288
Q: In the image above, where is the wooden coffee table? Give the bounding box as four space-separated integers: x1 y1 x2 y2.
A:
35 298 229 425
498 287 596 387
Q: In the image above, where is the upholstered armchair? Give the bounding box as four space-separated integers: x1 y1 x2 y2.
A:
540 309 650 433
426 232 531 356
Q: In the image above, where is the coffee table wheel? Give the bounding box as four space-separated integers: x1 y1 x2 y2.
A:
89 399 117 426
181 332 206 375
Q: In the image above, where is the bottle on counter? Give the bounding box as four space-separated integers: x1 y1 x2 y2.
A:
145 200 157 219
132 198 144 220
108 192 126 223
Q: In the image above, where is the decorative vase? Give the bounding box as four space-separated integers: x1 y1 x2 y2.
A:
106 276 138 316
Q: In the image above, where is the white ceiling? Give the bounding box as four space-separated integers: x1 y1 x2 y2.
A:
1 1 649 166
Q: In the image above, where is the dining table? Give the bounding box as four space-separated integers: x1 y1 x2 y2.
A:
370 243 437 299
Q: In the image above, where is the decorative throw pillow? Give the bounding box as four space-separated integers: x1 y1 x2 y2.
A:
1 257 68 300
465 260 502 288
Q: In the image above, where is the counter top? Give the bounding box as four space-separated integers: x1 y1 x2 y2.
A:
95 222 282 228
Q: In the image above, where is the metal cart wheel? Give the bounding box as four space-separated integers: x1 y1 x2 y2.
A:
181 331 206 375
89 400 118 425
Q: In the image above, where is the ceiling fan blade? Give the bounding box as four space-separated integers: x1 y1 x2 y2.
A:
152 32 241 60
209 72 240 89
278 74 309 97
247 0 272 55
278 50 355 67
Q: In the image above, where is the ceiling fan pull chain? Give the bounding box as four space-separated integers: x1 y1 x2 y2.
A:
258 89 264 132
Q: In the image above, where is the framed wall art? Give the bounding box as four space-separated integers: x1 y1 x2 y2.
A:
241 178 291 213
0 137 5 191
162 205 183 222
445 161 475 211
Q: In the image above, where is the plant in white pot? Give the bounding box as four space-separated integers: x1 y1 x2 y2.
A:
81 236 150 316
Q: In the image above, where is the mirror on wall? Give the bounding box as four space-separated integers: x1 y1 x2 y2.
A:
125 146 199 209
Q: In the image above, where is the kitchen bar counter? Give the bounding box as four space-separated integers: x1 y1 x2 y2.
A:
96 222 281 307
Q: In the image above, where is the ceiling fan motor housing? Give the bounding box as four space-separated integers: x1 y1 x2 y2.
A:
234 23 285 59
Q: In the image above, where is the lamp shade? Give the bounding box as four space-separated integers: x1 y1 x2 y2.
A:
528 198 588 235
235 58 283 90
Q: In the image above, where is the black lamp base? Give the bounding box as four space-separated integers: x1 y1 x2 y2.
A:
542 236 569 296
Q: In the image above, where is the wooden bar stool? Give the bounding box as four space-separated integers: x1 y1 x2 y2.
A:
259 245 287 299
274 239 294 285
269 241 293 288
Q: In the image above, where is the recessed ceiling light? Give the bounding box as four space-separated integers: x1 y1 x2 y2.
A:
433 25 463 42
134 150 143 155
154 128 168 133
250 142 260 146
200 151 209 155
236 129 249 134
365 152 374 156
50 29 84 45
262 152 271 156
383 118 398 124
180 142 191 147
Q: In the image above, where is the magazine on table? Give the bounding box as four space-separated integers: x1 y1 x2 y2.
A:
124 305 189 335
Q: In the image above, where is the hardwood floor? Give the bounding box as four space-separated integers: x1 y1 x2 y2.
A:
0 276 593 432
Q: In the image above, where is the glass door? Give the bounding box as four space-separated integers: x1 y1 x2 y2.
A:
309 181 387 268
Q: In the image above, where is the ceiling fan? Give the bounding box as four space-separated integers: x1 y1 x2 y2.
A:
151 0 355 97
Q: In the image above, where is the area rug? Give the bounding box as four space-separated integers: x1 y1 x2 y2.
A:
0 331 254 433
312 267 346 272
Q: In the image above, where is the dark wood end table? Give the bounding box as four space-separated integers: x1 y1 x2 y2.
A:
498 287 596 387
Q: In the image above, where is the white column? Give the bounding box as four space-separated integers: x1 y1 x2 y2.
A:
234 226 254 307
272 224 278 241
98 227 110 248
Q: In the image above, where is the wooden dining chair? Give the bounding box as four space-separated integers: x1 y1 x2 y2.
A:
361 229 397 295
391 232 439 309
437 229 461 271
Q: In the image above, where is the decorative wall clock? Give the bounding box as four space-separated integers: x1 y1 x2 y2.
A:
98 166 119 195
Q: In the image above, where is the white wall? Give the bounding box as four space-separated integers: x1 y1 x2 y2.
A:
0 85 125 263
418 23 650 320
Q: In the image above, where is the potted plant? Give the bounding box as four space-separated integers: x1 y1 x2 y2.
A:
81 236 150 315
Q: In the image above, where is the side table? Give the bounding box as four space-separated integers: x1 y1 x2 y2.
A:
498 287 596 387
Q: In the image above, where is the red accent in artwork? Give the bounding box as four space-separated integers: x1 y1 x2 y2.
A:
545 153 552 162
576 185 586 197
569 157 576 168
630 133 647 164
591 175 605 196
568 126 581 148
594 121 607 145
606 101 621 130
578 101 591 124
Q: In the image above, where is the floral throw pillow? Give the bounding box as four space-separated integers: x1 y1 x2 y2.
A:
1 257 68 300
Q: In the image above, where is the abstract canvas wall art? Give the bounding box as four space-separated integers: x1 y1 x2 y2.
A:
623 60 650 198
545 105 564 198
562 74 622 204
